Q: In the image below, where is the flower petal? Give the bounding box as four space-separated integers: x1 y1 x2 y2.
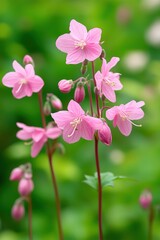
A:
12 82 28 99
106 107 118 120
69 19 87 40
95 71 103 95
67 100 84 115
56 34 75 53
66 48 85 64
13 61 26 76
51 111 73 129
116 118 132 136
2 72 19 87
101 81 116 102
84 43 102 61
25 64 35 78
31 140 45 157
29 76 44 92
86 28 102 43
46 127 62 139
80 120 95 140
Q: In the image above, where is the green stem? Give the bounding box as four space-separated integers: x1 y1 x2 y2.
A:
38 91 64 240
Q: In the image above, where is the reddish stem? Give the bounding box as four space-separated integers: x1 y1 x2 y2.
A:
27 196 33 240
38 91 64 240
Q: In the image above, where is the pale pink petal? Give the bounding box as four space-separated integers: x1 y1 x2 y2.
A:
62 123 81 143
25 64 35 78
12 82 27 99
24 84 32 97
95 71 103 95
46 127 62 139
116 118 132 136
31 140 45 157
106 107 118 120
13 61 26 76
69 19 87 40
128 108 144 120
51 111 73 129
67 100 84 115
56 34 75 53
2 72 19 87
84 116 102 130
66 48 85 64
137 101 145 108
108 73 123 91
31 129 45 142
84 43 102 61
105 57 120 73
16 122 34 133
29 76 44 92
80 120 95 140
16 130 32 140
86 28 102 43
101 81 116 102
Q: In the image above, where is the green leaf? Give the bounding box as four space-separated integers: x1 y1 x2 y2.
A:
84 172 128 190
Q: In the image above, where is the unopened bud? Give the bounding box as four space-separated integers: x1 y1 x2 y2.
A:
81 60 88 75
12 201 25 220
18 178 34 196
23 55 34 66
51 95 62 110
98 121 112 146
99 49 106 60
139 190 152 209
58 79 73 93
43 101 51 116
74 84 85 103
10 167 23 181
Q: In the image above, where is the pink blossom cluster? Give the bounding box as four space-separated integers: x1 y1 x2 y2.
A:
10 163 34 220
52 19 145 143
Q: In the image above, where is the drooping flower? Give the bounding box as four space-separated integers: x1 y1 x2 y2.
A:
56 19 102 64
74 84 85 103
98 121 112 146
51 100 102 143
10 167 23 181
106 100 145 136
12 201 25 220
18 178 34 196
16 123 62 157
95 57 123 102
2 60 44 99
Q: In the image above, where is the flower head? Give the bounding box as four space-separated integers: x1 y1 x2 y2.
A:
12 201 25 220
58 79 73 93
51 100 102 143
16 123 62 157
56 19 102 64
2 60 44 99
95 57 123 102
10 167 23 181
98 121 112 146
106 100 145 136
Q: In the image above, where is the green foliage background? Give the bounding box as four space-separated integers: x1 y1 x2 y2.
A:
0 0 160 239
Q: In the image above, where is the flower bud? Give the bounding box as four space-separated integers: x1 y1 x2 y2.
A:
81 60 88 75
99 49 106 60
12 202 25 220
10 167 23 181
139 190 152 209
74 84 85 103
18 178 34 196
98 122 112 146
43 101 51 116
58 80 73 93
23 55 34 65
51 95 62 110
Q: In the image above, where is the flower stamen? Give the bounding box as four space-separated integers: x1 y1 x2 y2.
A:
68 118 82 137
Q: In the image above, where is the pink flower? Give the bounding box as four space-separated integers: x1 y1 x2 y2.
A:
106 100 145 136
2 60 44 99
95 57 123 102
56 19 102 64
98 121 112 146
58 79 73 93
18 178 34 196
51 96 63 110
16 123 62 157
139 190 152 209
12 202 25 220
51 100 102 143
10 167 23 181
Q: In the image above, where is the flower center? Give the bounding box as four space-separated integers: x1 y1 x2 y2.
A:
16 79 27 93
68 117 82 137
74 40 86 50
104 77 115 87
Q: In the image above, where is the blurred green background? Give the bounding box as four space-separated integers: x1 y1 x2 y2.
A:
1 0 160 239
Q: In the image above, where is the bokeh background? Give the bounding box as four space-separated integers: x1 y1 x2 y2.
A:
1 0 160 239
